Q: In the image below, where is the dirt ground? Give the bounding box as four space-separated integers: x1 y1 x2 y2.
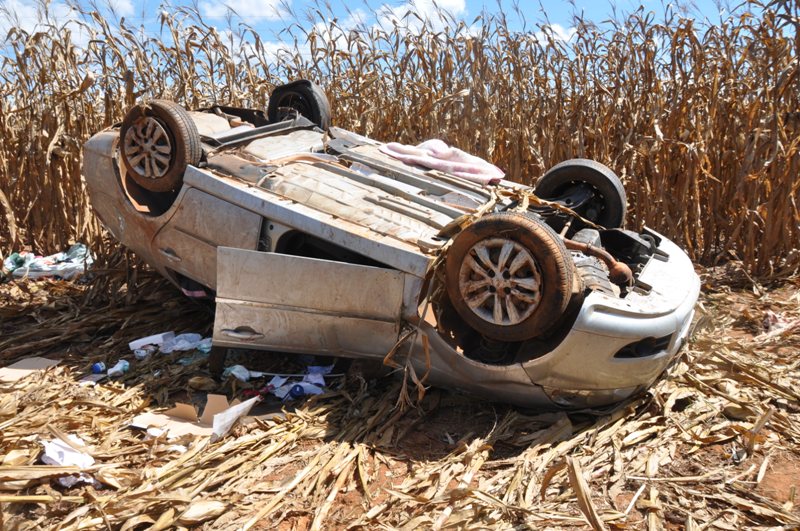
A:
0 264 798 529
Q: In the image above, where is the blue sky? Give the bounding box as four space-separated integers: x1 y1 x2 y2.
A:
0 0 736 50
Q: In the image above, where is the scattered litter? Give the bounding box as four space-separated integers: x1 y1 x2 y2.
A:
224 364 255 382
274 381 324 400
128 331 175 351
268 375 288 389
210 396 259 441
128 331 211 356
0 357 60 383
145 427 165 439
131 394 258 440
1 244 92 280
41 435 94 469
133 345 157 360
304 365 334 386
90 362 106 374
223 364 337 390
160 333 207 353
40 434 97 488
197 337 213 353
167 444 188 454
78 373 105 385
107 360 129 378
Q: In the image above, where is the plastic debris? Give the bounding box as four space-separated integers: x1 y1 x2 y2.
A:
268 375 288 389
2 243 92 280
78 374 104 385
160 333 206 354
274 381 324 400
128 331 174 351
304 365 334 386
41 434 94 468
224 364 253 382
133 345 157 361
107 360 129 378
91 362 106 374
197 337 213 353
224 364 337 399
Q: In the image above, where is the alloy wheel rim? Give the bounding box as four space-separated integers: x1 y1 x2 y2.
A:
458 238 542 326
123 116 172 179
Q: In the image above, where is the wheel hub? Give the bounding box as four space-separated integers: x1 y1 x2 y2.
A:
123 116 172 179
457 238 542 326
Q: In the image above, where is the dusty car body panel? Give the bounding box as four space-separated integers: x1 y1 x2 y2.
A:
83 103 701 409
214 248 413 358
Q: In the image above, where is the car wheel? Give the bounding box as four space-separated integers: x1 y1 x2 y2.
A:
267 80 331 129
444 212 574 342
534 158 627 228
119 100 202 193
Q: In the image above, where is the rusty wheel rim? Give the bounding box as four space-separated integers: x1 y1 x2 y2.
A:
123 116 172 179
457 238 542 326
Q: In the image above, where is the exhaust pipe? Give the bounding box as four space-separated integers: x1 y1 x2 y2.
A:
563 238 634 286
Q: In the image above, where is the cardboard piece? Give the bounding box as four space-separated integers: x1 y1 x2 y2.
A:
0 357 60 383
130 394 259 439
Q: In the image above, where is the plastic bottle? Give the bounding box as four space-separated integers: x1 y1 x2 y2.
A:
107 360 130 378
91 362 106 374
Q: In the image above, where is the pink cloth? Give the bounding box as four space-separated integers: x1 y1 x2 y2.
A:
379 139 504 185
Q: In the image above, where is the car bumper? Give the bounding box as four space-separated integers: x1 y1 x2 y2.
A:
414 232 700 408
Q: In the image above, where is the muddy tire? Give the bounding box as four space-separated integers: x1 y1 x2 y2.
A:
268 80 331 129
120 100 202 192
444 212 574 342
535 158 627 228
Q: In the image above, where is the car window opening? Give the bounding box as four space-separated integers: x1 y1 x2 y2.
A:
274 231 392 269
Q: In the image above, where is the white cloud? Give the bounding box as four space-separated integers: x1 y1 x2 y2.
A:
199 0 288 20
0 0 89 48
107 0 134 17
342 8 368 30
532 23 577 43
376 0 466 33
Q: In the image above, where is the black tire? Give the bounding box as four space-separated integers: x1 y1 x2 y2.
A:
444 212 574 342
119 100 202 193
267 80 331 130
535 158 627 228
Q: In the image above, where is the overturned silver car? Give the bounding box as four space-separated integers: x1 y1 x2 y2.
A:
82 80 700 408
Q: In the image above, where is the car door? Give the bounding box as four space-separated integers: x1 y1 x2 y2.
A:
212 247 414 358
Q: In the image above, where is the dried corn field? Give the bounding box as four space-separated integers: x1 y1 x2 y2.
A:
2 0 800 529
0 1 798 276
0 267 799 529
